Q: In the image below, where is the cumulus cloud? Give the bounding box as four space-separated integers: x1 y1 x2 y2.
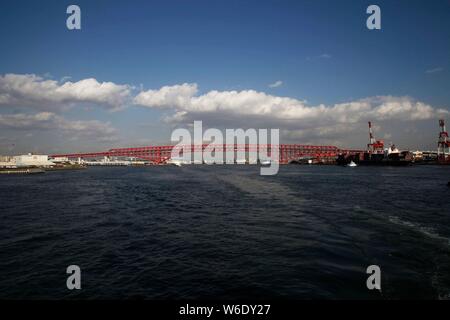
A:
0 73 131 111
268 80 283 88
133 83 198 109
0 112 116 141
133 84 448 147
134 84 446 123
1 73 448 150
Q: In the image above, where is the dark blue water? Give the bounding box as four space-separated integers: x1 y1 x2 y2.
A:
1 165 450 299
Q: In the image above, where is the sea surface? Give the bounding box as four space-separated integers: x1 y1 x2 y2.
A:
1 165 450 300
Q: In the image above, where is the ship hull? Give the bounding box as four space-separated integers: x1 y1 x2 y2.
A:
358 160 412 166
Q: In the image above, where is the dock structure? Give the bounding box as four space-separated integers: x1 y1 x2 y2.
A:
0 168 45 175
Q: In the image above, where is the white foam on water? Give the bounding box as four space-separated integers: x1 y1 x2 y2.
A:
388 216 450 246
389 216 450 299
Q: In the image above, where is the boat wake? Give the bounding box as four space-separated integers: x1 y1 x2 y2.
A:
388 216 450 247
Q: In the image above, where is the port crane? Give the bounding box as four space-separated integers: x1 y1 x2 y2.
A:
367 121 384 154
438 119 450 164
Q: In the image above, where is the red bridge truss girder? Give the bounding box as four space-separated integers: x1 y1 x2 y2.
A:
52 144 363 164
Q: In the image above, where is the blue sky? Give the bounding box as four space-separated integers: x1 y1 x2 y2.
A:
0 0 449 153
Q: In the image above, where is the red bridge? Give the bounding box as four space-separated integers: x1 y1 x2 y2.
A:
52 144 363 164
52 144 362 164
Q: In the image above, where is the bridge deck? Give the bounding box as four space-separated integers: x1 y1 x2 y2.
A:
52 144 364 164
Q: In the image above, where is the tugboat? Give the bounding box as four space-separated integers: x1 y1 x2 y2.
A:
347 160 357 167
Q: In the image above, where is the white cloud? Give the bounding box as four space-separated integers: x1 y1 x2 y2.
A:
268 80 283 88
134 84 446 123
60 76 72 82
319 53 332 59
425 67 443 74
307 53 332 61
133 84 448 147
0 112 116 141
0 73 131 110
1 73 448 150
133 83 198 109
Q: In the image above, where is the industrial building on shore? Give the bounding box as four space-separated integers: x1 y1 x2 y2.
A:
0 154 55 168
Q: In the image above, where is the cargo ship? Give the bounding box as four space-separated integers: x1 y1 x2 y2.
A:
359 145 412 166
338 122 412 166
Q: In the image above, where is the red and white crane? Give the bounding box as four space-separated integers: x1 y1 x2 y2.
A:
367 121 384 154
438 119 450 164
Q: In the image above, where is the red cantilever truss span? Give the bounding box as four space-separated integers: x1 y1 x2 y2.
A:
52 144 363 164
